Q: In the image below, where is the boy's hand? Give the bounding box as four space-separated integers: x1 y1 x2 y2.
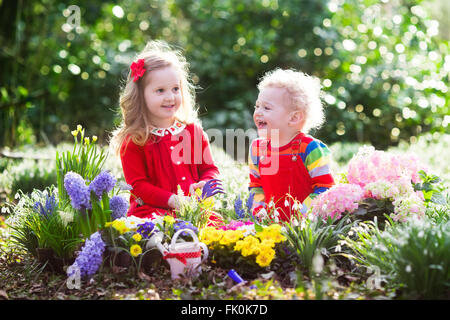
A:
189 181 206 196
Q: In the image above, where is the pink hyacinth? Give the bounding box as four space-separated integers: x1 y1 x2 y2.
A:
310 184 365 220
347 147 427 188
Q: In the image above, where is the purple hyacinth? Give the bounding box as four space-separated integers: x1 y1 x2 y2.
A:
64 172 91 210
67 231 105 279
174 220 198 237
136 222 155 239
109 195 129 220
234 195 245 219
89 170 116 200
34 193 58 218
246 192 255 214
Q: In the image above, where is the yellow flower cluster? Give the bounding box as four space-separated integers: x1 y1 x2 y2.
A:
199 224 286 268
105 220 130 234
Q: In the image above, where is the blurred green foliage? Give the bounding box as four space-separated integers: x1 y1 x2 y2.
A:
0 0 448 149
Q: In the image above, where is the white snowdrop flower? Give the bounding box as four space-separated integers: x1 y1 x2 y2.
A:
335 244 342 253
292 202 299 211
312 252 324 274
291 218 299 227
58 210 74 227
284 199 290 207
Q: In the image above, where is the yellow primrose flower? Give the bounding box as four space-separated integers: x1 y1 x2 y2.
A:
256 250 275 267
219 230 244 246
199 227 223 246
260 239 276 248
163 215 175 225
241 244 260 257
71 130 78 137
84 137 90 145
77 124 82 132
270 231 286 243
256 229 273 241
132 233 142 242
92 135 98 142
130 244 142 257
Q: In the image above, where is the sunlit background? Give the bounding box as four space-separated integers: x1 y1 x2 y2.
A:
0 0 448 150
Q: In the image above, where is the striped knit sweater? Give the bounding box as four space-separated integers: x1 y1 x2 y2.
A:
248 132 334 219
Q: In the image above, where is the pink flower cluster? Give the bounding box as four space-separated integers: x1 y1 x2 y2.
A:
347 146 426 189
392 193 426 222
364 177 414 200
219 220 254 231
310 184 365 220
310 147 427 221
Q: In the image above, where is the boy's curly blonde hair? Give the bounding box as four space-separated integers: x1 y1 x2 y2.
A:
257 68 325 134
110 40 199 156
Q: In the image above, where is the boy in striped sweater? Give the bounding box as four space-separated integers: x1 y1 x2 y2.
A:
249 68 334 222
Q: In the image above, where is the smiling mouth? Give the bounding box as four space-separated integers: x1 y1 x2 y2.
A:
162 104 175 109
255 120 267 129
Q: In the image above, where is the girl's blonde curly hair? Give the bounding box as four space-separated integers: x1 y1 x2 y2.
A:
257 68 325 134
110 40 199 156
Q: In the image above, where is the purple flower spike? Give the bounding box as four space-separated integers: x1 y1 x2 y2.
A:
89 171 116 200
234 195 245 219
67 231 105 279
246 193 255 214
109 195 129 220
201 179 225 199
64 172 91 210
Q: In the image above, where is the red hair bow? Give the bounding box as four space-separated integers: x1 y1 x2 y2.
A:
130 58 146 82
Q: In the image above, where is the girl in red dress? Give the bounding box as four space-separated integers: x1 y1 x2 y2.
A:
110 40 220 221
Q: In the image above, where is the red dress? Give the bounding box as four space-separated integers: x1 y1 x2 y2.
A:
120 120 219 219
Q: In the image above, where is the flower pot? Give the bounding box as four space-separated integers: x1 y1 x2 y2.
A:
36 248 75 274
107 250 132 268
140 249 164 273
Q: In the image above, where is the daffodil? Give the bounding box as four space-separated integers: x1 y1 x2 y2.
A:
195 188 214 209
163 215 175 225
111 220 129 234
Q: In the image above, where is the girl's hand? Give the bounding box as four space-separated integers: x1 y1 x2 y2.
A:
189 181 206 196
168 194 180 209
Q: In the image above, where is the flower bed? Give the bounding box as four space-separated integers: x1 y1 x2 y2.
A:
2 127 449 299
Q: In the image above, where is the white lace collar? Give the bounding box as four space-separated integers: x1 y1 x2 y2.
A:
150 119 186 137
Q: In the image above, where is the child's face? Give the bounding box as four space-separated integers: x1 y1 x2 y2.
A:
143 65 182 128
253 86 294 139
